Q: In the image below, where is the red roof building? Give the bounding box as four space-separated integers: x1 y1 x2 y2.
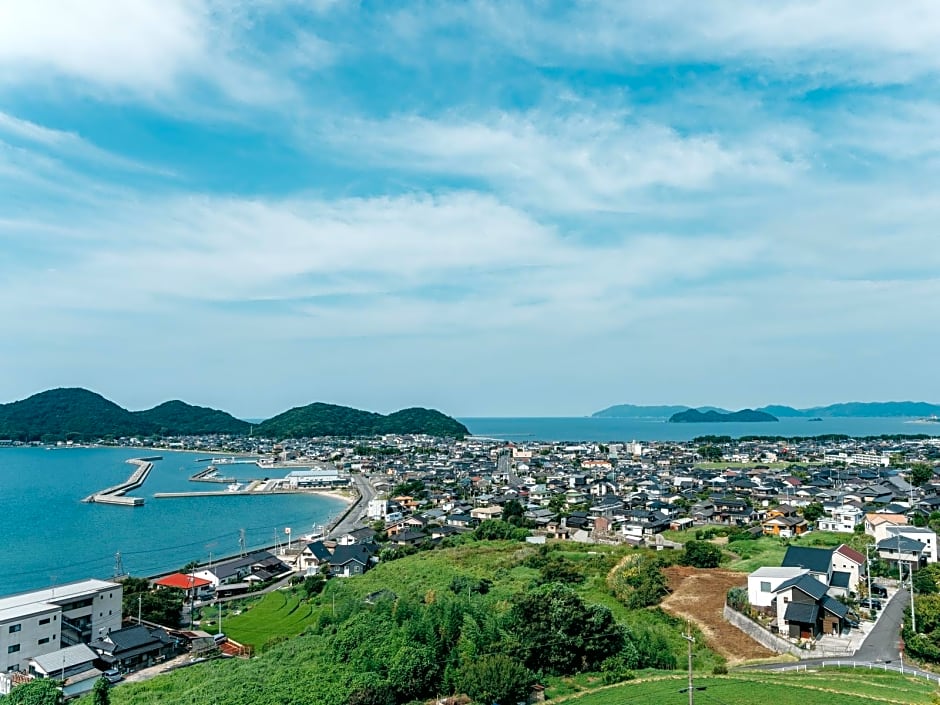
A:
153 573 212 591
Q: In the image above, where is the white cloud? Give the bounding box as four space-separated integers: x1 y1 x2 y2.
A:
328 108 799 214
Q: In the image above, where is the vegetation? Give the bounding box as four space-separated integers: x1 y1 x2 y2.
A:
133 400 250 435
99 541 712 705
0 387 467 441
122 577 185 627
255 402 468 438
680 540 723 569
0 678 61 705
556 668 939 705
669 408 778 423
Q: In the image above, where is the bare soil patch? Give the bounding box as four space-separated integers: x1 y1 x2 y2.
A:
661 566 776 665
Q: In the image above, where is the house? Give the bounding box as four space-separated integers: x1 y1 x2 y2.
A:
330 544 374 578
0 579 123 673
152 573 214 601
830 544 868 595
780 546 832 585
469 506 503 521
864 513 909 542
300 541 333 575
747 567 808 609
818 506 863 533
88 625 176 672
886 526 938 563
27 644 100 699
877 534 928 571
773 574 850 638
194 551 289 587
761 514 808 537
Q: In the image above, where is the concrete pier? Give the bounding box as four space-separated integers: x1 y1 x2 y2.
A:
82 458 153 506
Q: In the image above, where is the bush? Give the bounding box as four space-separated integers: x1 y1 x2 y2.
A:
681 540 723 569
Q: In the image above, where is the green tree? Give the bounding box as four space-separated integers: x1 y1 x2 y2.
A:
501 499 526 526
911 463 935 487
697 445 723 461
504 582 625 675
473 520 529 541
92 677 111 705
459 654 535 705
4 678 61 705
802 502 826 522
680 540 723 569
387 644 437 701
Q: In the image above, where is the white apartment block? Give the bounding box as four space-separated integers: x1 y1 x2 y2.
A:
0 580 122 673
824 451 890 467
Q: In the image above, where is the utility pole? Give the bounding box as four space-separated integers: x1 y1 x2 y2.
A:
138 594 142 625
910 560 917 633
866 543 872 598
682 622 695 705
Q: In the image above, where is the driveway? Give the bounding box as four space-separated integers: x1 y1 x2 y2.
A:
854 585 909 662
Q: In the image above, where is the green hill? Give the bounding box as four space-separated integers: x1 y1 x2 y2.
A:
256 402 468 438
133 400 251 436
0 388 153 441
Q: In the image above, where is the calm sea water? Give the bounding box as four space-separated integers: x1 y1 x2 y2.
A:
0 448 347 595
460 417 940 442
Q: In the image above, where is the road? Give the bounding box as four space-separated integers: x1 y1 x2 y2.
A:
326 473 375 539
854 584 909 662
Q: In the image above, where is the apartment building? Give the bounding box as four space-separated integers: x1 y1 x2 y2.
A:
0 580 122 673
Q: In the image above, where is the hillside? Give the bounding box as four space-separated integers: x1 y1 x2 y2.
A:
133 400 251 436
0 388 153 441
256 402 468 438
0 389 468 441
670 409 778 423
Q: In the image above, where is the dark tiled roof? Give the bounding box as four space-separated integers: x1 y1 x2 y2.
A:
877 536 927 553
821 595 849 619
830 571 852 589
775 574 828 601
781 545 832 574
784 601 819 624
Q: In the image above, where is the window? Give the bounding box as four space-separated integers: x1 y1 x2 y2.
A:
8 624 21 634
38 638 50 645
39 618 51 625
7 645 20 654
760 581 772 592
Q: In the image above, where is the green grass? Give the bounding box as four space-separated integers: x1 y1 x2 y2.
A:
559 669 939 705
222 591 317 649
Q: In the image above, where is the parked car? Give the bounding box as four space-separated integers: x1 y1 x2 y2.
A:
103 668 123 684
213 633 228 645
870 584 888 598
859 597 883 611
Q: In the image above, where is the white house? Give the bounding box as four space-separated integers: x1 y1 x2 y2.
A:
887 526 938 563
818 507 863 533
864 513 909 543
747 567 808 608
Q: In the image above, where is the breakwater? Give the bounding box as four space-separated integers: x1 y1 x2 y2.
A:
82 457 160 506
189 466 236 484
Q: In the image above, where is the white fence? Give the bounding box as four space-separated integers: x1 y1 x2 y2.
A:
766 660 940 685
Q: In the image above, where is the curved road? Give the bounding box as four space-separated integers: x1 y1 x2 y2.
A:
326 473 375 538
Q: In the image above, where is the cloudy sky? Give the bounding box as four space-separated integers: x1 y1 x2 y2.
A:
2 1 939 418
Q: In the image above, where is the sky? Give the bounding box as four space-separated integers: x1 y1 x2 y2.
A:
2 1 940 418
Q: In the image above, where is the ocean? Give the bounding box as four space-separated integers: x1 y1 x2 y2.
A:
0 448 347 595
459 416 940 442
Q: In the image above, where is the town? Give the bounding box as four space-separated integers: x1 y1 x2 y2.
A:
3 430 940 701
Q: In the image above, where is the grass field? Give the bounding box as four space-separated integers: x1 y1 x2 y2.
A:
559 669 939 705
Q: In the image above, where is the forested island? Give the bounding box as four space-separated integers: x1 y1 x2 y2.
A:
0 388 468 441
595 401 940 418
669 408 779 423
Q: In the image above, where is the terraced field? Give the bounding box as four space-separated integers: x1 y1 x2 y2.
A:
222 591 317 649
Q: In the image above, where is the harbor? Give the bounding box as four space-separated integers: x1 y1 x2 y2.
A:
81 456 162 506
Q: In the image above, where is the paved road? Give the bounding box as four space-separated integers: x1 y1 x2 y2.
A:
854 585 909 662
327 473 375 538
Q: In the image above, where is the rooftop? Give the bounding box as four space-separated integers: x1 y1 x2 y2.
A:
0 579 120 622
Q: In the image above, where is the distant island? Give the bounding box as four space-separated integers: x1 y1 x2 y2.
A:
594 400 940 419
669 408 778 423
0 388 468 441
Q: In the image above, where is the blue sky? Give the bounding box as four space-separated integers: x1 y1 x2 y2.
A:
2 1 940 418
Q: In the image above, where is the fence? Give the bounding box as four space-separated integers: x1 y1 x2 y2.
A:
764 660 940 685
723 606 804 658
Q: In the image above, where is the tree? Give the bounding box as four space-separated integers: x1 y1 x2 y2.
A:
801 502 826 523
501 499 526 526
473 520 529 542
680 540 723 569
914 569 938 595
504 582 625 675
911 463 935 487
697 445 723 461
460 654 535 705
92 677 111 705
4 678 61 705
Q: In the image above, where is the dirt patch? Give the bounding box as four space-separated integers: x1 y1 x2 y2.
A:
661 566 776 665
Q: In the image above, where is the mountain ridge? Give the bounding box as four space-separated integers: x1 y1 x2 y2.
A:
0 388 467 441
669 408 778 423
594 401 940 419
